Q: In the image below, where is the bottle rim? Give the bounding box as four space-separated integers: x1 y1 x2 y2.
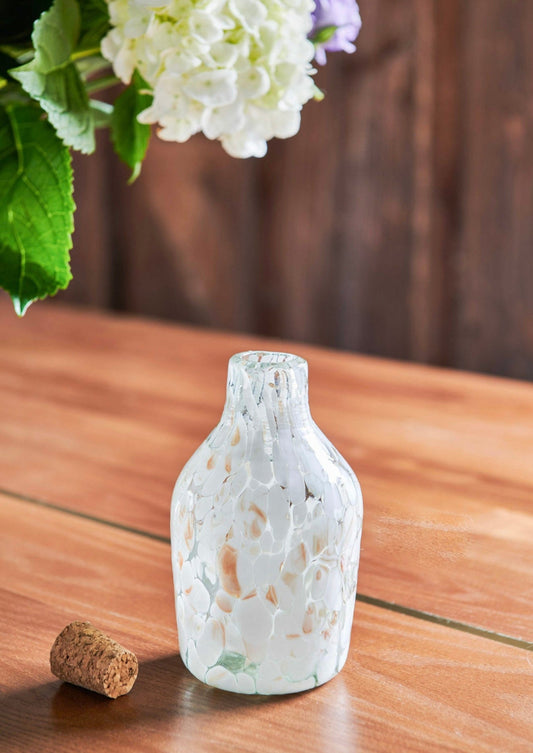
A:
229 351 308 372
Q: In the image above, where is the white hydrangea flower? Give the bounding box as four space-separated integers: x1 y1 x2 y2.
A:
101 0 317 157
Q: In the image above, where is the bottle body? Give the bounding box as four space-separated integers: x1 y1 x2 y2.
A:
171 352 363 694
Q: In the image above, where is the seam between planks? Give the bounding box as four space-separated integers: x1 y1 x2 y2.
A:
2 487 532 653
0 487 171 545
356 595 533 651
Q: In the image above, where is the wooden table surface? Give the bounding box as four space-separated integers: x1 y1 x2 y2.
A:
0 302 532 753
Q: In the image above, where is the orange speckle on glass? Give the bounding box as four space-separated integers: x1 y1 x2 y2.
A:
249 503 267 523
265 585 278 606
218 544 241 597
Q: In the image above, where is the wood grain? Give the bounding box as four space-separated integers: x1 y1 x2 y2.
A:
1 495 531 753
108 133 256 328
410 0 461 365
335 0 415 360
0 303 532 641
254 61 344 345
454 0 533 377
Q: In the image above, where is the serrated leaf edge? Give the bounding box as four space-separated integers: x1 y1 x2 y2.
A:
9 0 96 154
3 104 75 314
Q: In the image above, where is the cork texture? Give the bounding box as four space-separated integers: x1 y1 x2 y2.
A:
50 621 138 699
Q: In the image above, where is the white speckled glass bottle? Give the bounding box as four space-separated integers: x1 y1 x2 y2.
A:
171 351 363 694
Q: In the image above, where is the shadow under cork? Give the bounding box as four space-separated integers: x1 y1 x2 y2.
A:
1 652 307 751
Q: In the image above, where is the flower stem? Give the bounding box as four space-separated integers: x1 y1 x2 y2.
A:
85 74 120 94
71 47 102 61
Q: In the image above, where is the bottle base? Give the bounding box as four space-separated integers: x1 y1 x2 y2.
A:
180 646 349 696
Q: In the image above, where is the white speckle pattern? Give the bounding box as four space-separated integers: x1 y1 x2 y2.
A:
171 351 363 694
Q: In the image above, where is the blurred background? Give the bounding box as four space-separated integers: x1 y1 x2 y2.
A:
59 0 532 380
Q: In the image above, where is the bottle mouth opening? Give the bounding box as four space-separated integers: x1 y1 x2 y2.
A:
230 351 307 371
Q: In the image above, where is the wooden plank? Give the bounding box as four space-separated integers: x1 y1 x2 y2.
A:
454 0 533 379
409 0 462 365
0 303 532 640
409 0 437 362
106 135 256 330
254 61 344 345
335 0 416 359
1 496 532 753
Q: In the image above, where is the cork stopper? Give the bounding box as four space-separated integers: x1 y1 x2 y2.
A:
50 621 138 699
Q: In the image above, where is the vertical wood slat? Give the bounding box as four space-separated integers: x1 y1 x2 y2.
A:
336 0 416 359
409 0 435 362
255 62 345 345
455 0 533 379
46 0 533 380
428 0 463 367
410 0 462 366
108 136 257 330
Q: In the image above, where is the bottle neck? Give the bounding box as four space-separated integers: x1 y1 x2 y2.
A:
223 351 311 432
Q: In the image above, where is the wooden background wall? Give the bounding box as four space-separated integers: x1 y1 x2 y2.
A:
59 0 533 380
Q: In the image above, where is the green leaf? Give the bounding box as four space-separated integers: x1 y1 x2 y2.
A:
0 104 74 315
10 0 95 154
111 70 152 183
13 66 95 153
311 25 338 45
78 0 110 53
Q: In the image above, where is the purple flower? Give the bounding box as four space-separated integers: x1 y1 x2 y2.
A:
310 0 362 65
